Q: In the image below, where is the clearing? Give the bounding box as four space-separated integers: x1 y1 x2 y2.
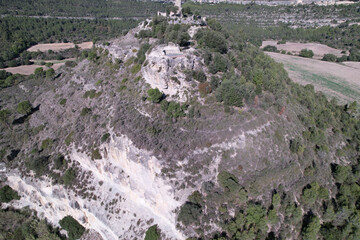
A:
262 41 345 59
2 62 65 75
27 41 93 52
266 52 360 104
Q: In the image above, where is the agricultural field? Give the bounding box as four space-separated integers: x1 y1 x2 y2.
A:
27 42 93 52
262 40 345 59
267 51 360 104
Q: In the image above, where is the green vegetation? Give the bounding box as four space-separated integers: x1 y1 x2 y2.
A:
62 168 76 186
0 185 20 203
59 215 85 240
0 208 63 240
17 100 32 115
92 148 102 160
0 0 167 18
147 88 163 103
144 225 161 240
299 49 314 58
322 53 337 62
0 16 139 67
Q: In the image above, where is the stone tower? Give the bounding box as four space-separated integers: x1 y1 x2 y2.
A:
175 0 181 13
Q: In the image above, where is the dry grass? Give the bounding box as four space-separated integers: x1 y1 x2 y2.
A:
262 41 345 59
27 41 93 52
1 63 66 75
267 52 360 104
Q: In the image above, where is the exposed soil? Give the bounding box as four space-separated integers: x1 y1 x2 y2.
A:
27 41 93 52
262 40 345 59
1 62 65 75
266 52 360 104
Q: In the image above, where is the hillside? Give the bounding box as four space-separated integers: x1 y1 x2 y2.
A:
0 13 359 240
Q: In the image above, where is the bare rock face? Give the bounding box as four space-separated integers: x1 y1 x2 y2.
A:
142 43 202 102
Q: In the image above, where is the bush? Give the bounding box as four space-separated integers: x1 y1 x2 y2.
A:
80 107 92 116
59 216 85 240
178 202 202 225
59 98 67 105
45 68 55 78
101 133 110 143
145 225 160 240
0 185 20 203
299 49 314 58
17 100 32 115
195 29 228 54
92 148 102 160
63 168 76 186
34 67 44 77
27 156 50 176
263 45 278 52
218 171 240 192
209 53 228 74
192 70 207 82
322 54 337 62
147 88 163 103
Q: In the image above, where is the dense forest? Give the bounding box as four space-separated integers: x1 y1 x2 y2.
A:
0 17 138 68
0 0 168 18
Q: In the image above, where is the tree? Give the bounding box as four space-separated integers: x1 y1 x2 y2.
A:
59 216 85 240
0 185 20 203
17 100 32 115
145 225 160 240
302 215 321 240
147 88 163 103
177 32 190 47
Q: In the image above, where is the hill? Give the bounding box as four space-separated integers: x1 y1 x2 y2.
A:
0 14 359 240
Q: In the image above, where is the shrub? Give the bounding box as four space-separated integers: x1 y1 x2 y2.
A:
218 171 240 192
130 64 141 74
63 168 76 186
192 70 207 82
263 45 278 52
34 67 44 77
92 148 102 160
178 202 202 225
41 138 53 150
59 98 67 105
145 225 160 240
209 53 228 74
198 82 211 96
59 216 85 240
0 185 20 203
322 54 337 62
299 49 314 58
80 107 92 116
17 101 32 115
101 133 110 143
147 88 163 103
27 156 50 176
45 68 55 78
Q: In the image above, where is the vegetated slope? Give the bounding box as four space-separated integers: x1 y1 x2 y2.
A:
0 16 359 240
183 2 360 28
0 16 138 68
